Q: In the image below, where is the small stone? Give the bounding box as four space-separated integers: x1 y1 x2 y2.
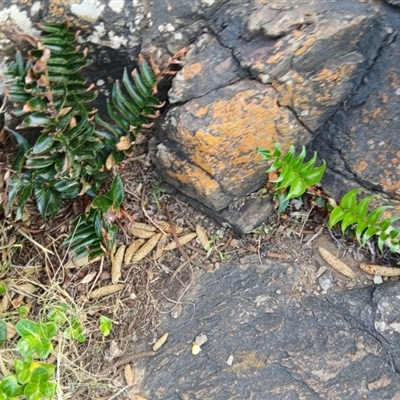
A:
315 266 327 278
275 289 282 295
318 273 333 291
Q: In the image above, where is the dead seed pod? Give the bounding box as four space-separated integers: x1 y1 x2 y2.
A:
131 227 156 239
124 239 145 264
196 225 210 251
89 284 124 299
131 233 162 262
163 232 197 252
154 234 168 259
111 245 126 284
156 220 184 234
318 247 355 279
359 263 400 276
152 332 168 351
132 222 156 232
124 364 135 385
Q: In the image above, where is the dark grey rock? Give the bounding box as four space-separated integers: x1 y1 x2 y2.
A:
139 261 400 399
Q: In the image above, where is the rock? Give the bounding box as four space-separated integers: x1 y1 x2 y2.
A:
385 0 400 7
155 79 311 211
313 25 400 212
168 34 245 104
139 261 400 398
318 272 333 291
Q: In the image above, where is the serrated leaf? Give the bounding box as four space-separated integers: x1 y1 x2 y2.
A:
284 180 307 201
304 161 326 186
340 189 360 210
329 206 347 228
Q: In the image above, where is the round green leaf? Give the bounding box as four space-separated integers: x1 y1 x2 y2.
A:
16 320 38 337
17 336 38 357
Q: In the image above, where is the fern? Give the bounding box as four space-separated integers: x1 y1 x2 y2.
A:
5 22 160 259
329 189 400 253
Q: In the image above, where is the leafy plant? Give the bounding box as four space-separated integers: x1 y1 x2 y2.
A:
4 21 161 259
329 189 400 253
257 143 326 212
99 316 112 337
0 319 57 400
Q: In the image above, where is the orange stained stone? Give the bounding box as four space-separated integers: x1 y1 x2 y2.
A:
356 160 368 172
182 62 202 80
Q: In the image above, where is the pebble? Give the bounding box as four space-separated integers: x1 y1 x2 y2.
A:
318 273 333 291
275 289 282 295
315 266 327 278
374 275 383 285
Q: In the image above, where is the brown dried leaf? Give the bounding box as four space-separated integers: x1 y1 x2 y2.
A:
131 227 156 239
124 239 145 264
112 245 126 284
131 233 162 263
116 136 131 151
359 263 400 276
163 232 197 252
153 332 168 351
318 247 355 279
196 225 210 251
80 271 97 284
130 394 148 400
6 322 16 340
64 255 101 269
105 153 116 170
124 364 135 385
89 284 124 299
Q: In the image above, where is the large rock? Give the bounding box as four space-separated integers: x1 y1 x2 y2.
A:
313 23 400 213
137 260 400 399
156 79 311 211
154 0 396 229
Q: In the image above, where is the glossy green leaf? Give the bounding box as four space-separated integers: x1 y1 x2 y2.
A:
19 112 55 128
31 133 54 155
340 189 360 210
41 32 76 44
16 319 38 337
107 99 130 131
122 68 147 108
0 375 23 396
7 128 30 172
40 22 69 34
25 97 48 112
17 336 38 357
139 59 157 87
113 80 142 117
108 174 124 207
284 180 307 201
304 162 326 186
92 195 114 210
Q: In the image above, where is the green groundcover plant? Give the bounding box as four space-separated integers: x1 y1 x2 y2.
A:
258 143 400 254
4 21 160 259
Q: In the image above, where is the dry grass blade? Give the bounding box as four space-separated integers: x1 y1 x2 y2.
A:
132 233 162 262
152 332 168 351
131 227 156 239
318 247 355 279
112 245 126 284
196 225 210 251
163 232 197 252
359 263 400 276
89 284 124 299
124 239 145 264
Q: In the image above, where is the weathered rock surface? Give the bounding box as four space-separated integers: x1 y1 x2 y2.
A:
138 260 400 399
2 0 400 229
312 22 400 214
156 79 311 211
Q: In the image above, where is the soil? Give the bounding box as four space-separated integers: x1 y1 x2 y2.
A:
1 129 399 399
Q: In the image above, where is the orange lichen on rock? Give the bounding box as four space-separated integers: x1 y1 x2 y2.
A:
183 63 202 80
